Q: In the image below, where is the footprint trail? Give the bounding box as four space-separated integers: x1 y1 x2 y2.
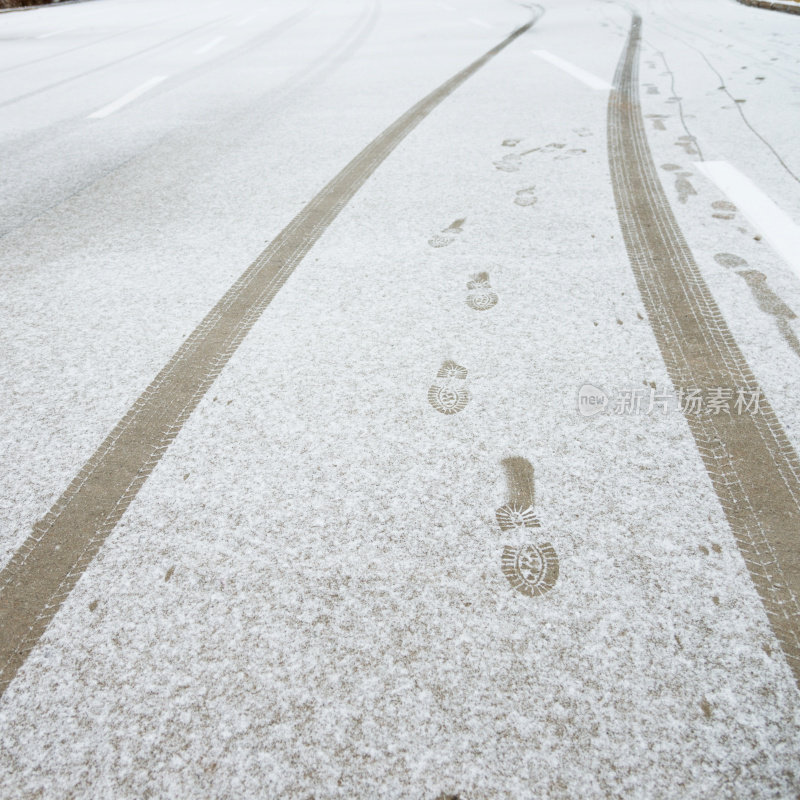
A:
715 252 800 359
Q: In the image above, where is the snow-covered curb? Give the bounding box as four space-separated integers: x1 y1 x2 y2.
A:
735 0 800 15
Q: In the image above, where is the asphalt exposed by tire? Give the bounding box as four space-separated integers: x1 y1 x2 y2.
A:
608 11 800 687
0 7 543 699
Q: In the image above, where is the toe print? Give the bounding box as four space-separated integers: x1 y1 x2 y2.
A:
436 360 468 381
428 360 470 415
514 186 537 207
496 504 541 531
466 272 498 311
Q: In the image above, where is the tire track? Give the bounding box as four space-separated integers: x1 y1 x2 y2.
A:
0 6 543 699
609 12 800 687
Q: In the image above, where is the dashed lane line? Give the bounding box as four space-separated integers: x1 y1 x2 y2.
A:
87 76 167 119
532 49 613 91
0 12 182 76
36 27 78 40
0 15 225 111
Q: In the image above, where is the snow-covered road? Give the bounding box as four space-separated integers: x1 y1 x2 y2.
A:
1 0 800 796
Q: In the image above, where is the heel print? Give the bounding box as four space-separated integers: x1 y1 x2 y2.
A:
428 360 470 415
495 457 558 597
466 272 498 311
501 543 559 597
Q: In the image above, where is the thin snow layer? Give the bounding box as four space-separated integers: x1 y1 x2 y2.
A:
1 0 800 798
0 0 500 569
636 0 800 457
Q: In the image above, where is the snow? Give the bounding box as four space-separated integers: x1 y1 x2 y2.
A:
1 0 799 796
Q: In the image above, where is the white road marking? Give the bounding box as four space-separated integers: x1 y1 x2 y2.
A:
37 27 77 40
87 76 167 119
531 50 613 91
697 161 800 279
469 17 492 29
194 36 226 55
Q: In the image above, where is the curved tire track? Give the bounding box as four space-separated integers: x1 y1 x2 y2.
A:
0 6 543 699
609 12 800 687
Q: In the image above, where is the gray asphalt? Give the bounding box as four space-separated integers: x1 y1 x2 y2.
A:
2 0 800 797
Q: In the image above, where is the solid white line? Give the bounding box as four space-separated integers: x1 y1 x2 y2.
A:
194 36 226 55
88 76 167 119
37 27 77 40
697 161 800 279
531 50 613 91
469 17 492 29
